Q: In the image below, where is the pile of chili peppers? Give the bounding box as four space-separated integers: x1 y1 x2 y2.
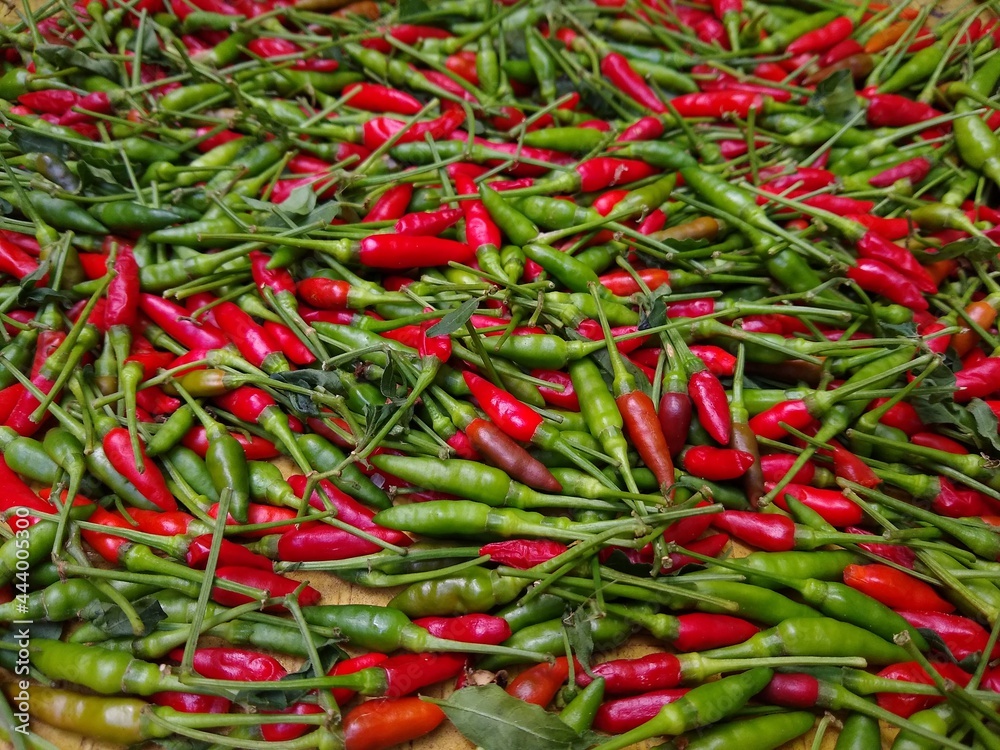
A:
2 0 1000 747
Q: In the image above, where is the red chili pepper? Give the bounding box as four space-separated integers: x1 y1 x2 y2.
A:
181 424 279 460
662 532 730 572
953 357 1000 401
601 53 667 113
688 345 736 377
867 398 924 435
0 237 42 281
359 234 475 269
80 506 131 563
0 457 54 520
866 94 946 131
869 157 933 188
819 438 881 488
59 91 113 125
674 4 726 46
297 277 351 309
844 526 916 569
213 301 287 372
574 157 660 192
682 446 755 481
787 16 854 54
711 510 795 551
119 508 190 537
185 533 274 571
846 214 911 240
288 474 410 545
454 174 501 254
933 477 1000 518
896 610 1000 661
479 539 568 569
688 370 732 444
674 613 760 652
362 110 464 151
579 321 648 356
667 298 716 318
169 646 287 681
18 89 80 114
530 369 580 411
759 454 817 485
276 523 385 562
444 50 478 83
771 483 863 527
820 38 864 66
593 688 690 733
760 167 836 194
617 116 665 143
151 691 231 714
329 652 389 706
395 207 464 237
875 661 972 718
597 268 671 296
139 294 230 350
363 184 414 223
105 245 139 331
463 371 543 443
846 258 928 311
446 430 479 461
262 321 315 365
102 427 177 511
669 91 764 118
843 563 955 613
412 614 511 645
381 652 467 697
507 657 571 707
210 565 321 611
794 193 875 216
77 252 109 280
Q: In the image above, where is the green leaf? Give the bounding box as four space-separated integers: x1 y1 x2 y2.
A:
566 606 596 673
306 200 341 226
379 357 407 399
592 348 652 397
426 296 480 337
807 69 858 125
912 236 997 264
966 398 1000 453
428 685 594 750
270 369 349 416
637 285 673 331
34 44 118 80
78 598 166 637
398 0 430 21
10 129 75 160
234 643 343 709
280 184 318 216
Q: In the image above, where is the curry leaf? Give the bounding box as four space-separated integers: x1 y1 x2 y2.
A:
35 44 118 80
426 297 480 337
270 369 349 416
427 685 595 750
398 0 430 21
808 69 858 125
966 398 1000 453
79 598 166 637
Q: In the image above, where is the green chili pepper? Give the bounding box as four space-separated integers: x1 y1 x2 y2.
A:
594 667 774 750
700 616 910 664
296 433 392 510
387 566 526 617
656 711 816 750
835 712 882 750
479 614 636 671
